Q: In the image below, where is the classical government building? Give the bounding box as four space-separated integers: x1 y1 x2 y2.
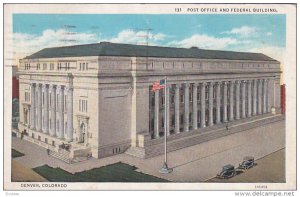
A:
16 42 282 162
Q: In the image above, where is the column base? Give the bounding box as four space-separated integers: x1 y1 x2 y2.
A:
159 162 173 174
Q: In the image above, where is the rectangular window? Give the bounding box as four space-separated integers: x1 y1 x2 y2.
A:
171 114 175 126
43 63 47 70
50 63 54 70
180 94 184 103
180 114 184 124
79 99 88 112
25 92 30 102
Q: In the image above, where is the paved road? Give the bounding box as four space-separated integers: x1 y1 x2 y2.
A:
12 115 285 182
207 148 285 183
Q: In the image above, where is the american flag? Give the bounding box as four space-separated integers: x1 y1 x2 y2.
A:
152 79 166 91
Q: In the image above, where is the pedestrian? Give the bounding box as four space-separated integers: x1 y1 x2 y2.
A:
47 148 50 156
226 124 229 131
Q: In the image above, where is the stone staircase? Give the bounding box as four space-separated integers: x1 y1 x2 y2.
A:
125 114 285 159
49 149 72 164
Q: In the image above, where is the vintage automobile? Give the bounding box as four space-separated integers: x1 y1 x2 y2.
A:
239 156 255 170
216 164 236 179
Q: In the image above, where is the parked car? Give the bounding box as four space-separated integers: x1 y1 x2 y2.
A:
239 156 255 170
216 164 236 179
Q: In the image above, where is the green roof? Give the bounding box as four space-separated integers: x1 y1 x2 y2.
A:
24 42 278 62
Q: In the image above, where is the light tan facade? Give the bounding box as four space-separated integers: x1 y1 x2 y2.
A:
16 44 282 162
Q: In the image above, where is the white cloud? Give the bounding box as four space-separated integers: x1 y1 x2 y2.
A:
223 26 257 37
246 45 285 63
13 28 99 60
109 29 166 44
168 34 241 50
266 32 273 36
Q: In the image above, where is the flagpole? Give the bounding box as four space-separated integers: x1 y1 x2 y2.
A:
159 76 172 174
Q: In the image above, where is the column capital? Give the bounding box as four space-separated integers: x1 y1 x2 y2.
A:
175 83 181 89
65 86 73 92
184 83 190 88
201 82 207 86
30 82 36 87
42 84 49 89
49 84 56 89
56 85 65 91
235 80 241 84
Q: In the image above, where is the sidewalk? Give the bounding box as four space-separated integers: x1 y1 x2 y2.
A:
12 115 285 182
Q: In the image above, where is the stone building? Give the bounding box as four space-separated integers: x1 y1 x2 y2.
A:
16 42 282 162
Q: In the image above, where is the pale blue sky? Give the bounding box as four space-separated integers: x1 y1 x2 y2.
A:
12 14 286 61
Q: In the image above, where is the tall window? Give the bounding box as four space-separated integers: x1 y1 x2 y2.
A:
25 92 30 101
79 99 88 112
43 63 47 70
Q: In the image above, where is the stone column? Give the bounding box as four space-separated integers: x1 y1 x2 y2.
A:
50 85 56 137
252 79 257 116
235 81 241 120
166 85 170 136
263 79 267 113
200 82 206 128
184 83 190 132
266 79 271 112
223 82 228 122
42 84 49 134
30 83 36 130
58 85 65 139
229 81 234 121
37 84 42 132
154 90 159 138
174 84 180 134
258 79 262 115
192 83 198 130
216 82 221 124
208 82 214 126
66 86 73 142
241 81 246 118
247 80 252 117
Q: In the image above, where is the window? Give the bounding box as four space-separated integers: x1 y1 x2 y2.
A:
79 62 89 70
79 99 88 112
57 63 62 70
25 92 30 102
65 62 70 70
161 117 164 128
50 63 54 70
180 94 184 103
171 95 175 104
171 114 175 126
180 114 184 124
43 63 47 70
37 63 40 70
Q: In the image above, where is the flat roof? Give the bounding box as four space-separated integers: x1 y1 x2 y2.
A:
24 42 279 62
